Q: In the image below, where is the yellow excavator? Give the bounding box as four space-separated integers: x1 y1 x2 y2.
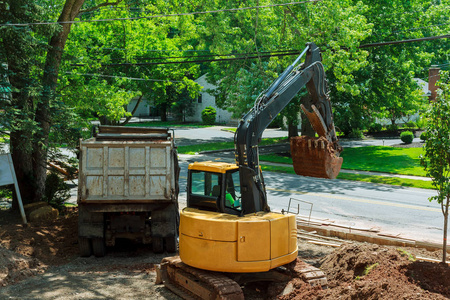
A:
157 42 343 299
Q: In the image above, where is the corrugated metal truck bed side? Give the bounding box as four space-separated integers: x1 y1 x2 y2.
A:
77 126 179 257
78 136 176 204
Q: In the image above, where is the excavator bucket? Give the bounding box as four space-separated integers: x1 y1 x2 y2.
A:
290 135 343 179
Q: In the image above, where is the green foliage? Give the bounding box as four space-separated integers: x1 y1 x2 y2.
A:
268 114 284 129
363 263 379 276
201 106 216 125
348 129 364 139
0 187 13 200
421 71 450 205
400 131 414 144
368 123 383 133
386 124 399 132
420 131 428 141
43 172 70 210
397 248 416 262
404 121 417 129
416 117 428 130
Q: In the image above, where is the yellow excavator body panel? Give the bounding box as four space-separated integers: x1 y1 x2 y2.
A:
179 207 298 273
188 161 239 174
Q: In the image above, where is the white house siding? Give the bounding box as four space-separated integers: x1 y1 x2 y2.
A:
186 74 234 124
127 97 151 117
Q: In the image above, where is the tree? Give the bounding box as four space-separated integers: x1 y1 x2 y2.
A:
192 0 372 137
62 2 201 125
420 71 450 263
346 0 449 134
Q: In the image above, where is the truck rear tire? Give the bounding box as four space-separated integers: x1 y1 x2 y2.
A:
79 237 92 257
153 237 163 253
165 235 177 253
92 238 106 257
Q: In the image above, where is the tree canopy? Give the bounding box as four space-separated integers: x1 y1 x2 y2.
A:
0 0 449 205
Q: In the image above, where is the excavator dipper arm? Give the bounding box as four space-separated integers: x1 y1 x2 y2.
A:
235 42 341 215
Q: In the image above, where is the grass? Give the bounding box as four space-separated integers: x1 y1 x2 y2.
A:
260 146 426 177
260 164 433 189
340 146 425 177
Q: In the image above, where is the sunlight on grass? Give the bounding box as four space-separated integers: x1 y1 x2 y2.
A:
340 146 425 176
260 146 426 177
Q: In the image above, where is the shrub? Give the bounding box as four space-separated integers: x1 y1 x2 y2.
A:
201 106 216 125
43 172 71 210
348 129 364 139
368 122 383 133
404 121 416 129
420 131 428 141
400 131 414 144
416 117 427 130
386 124 399 132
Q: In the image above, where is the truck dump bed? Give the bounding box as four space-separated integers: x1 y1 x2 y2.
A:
78 126 177 204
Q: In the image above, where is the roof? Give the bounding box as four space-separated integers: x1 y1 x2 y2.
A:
188 161 238 173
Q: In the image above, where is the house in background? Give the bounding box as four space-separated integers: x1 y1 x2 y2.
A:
185 74 234 124
125 74 235 124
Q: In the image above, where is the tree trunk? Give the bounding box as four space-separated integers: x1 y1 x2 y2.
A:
288 122 299 138
122 95 143 125
31 0 85 202
301 94 315 137
160 104 167 122
443 195 449 263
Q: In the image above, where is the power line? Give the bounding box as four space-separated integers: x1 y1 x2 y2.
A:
65 72 183 83
358 34 450 48
67 34 450 68
0 0 321 27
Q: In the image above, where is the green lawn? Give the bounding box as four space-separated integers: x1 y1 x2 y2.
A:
178 139 430 189
340 146 425 177
260 146 426 177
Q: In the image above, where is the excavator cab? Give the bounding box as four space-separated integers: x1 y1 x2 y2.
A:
187 161 242 215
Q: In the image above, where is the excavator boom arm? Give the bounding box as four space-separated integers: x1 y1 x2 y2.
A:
235 42 341 214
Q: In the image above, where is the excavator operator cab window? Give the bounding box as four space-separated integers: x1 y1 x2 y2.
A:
188 170 222 212
224 170 241 213
187 169 242 215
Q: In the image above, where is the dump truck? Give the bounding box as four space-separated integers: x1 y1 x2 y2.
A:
77 126 179 257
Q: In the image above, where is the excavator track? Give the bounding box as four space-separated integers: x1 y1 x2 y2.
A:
156 257 327 299
157 256 244 300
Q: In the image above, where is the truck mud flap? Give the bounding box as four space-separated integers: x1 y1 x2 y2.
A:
290 136 343 179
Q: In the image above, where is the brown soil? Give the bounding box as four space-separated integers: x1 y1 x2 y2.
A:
1 208 449 299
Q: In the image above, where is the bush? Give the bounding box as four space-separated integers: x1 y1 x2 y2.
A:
420 131 428 141
201 106 216 125
404 121 416 129
368 122 383 133
348 129 364 139
44 172 70 210
416 117 427 130
386 124 399 132
400 131 414 144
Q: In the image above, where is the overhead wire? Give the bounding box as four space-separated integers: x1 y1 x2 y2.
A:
0 0 321 27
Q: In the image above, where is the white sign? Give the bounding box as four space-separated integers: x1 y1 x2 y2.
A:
0 154 15 186
0 153 27 224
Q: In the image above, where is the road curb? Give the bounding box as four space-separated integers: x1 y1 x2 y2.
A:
298 223 448 253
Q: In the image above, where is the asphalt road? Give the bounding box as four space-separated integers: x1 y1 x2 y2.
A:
63 126 440 244
177 157 442 244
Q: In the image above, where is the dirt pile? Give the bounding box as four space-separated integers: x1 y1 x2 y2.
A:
280 244 450 300
0 246 45 287
0 208 79 286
